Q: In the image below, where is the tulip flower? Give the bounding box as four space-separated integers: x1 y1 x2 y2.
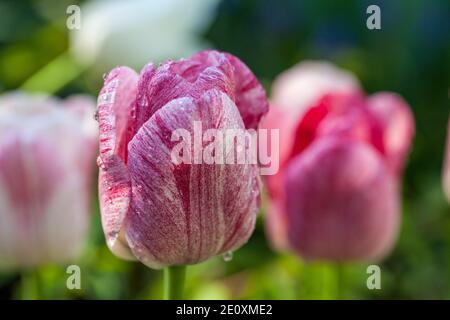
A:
96 50 269 273
264 62 414 261
0 92 97 270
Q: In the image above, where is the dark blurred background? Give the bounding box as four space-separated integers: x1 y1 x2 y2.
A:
0 0 449 299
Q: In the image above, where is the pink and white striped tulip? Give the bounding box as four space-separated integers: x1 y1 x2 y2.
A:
264 62 414 261
96 50 269 268
0 92 97 270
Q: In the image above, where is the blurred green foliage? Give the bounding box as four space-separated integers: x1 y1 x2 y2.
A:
0 0 450 299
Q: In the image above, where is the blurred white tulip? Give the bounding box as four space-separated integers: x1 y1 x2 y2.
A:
70 0 220 70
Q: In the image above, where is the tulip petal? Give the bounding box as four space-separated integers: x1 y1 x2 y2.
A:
261 106 294 168
133 57 235 131
134 50 268 132
126 90 259 268
264 197 289 250
191 50 269 129
97 66 139 260
367 93 415 174
223 52 269 129
285 138 399 261
99 66 140 162
271 61 361 118
264 62 360 171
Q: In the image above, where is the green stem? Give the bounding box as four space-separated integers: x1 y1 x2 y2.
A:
163 265 186 300
19 269 39 300
319 263 334 299
20 51 86 94
335 263 345 300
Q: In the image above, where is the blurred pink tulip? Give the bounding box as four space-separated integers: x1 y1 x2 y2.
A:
263 62 414 261
0 92 97 270
97 50 269 268
267 61 361 168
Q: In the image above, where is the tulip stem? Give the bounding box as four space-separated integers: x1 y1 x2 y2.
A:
19 269 40 300
335 263 345 300
163 265 186 300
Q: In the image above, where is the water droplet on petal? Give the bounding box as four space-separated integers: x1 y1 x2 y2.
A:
107 231 119 247
139 95 148 108
103 72 108 80
97 156 107 170
93 110 99 122
222 251 233 262
98 92 116 105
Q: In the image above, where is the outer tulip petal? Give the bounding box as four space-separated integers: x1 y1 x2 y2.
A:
223 52 269 129
262 107 291 251
264 197 289 250
125 90 259 268
367 93 415 174
285 138 399 262
99 66 140 162
97 66 139 260
262 106 295 169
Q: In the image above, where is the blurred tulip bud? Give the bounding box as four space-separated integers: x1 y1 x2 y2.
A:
0 92 98 270
263 62 414 261
96 50 269 268
71 0 220 70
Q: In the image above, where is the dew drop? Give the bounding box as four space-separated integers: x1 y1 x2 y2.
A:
107 231 119 247
222 251 233 262
134 246 144 256
93 110 99 122
108 230 118 239
97 156 107 170
139 95 148 108
102 72 108 80
99 92 115 104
